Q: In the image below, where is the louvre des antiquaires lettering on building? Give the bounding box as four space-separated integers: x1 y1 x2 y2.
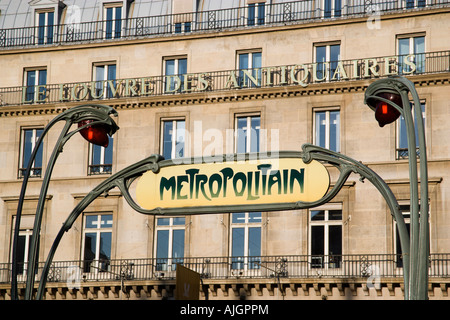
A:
20 54 418 104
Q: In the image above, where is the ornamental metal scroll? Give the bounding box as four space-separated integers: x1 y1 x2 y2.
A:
36 143 409 299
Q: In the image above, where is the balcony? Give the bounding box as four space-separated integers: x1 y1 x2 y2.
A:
0 0 448 49
0 51 449 108
1 254 450 299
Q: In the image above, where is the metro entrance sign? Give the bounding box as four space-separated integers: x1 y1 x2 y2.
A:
136 153 330 214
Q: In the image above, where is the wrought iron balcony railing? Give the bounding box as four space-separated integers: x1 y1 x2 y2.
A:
0 0 448 49
1 254 450 284
0 51 449 107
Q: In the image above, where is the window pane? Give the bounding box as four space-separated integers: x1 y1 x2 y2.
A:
236 117 247 153
232 212 246 223
248 212 262 223
156 230 169 259
173 217 185 225
34 129 43 169
311 226 324 255
26 71 36 101
247 4 255 26
23 130 33 168
329 210 342 220
175 121 185 158
315 112 326 148
239 53 249 70
106 7 113 39
165 60 175 76
85 215 98 228
101 214 113 228
104 137 113 165
398 38 410 56
172 229 185 259
83 233 97 261
250 116 260 153
330 45 340 76
99 232 112 261
248 227 261 256
92 144 102 165
311 210 325 221
16 235 26 274
257 3 265 25
157 218 170 226
178 59 187 75
329 111 340 152
231 228 245 269
324 0 332 17
329 225 342 256
114 7 122 38
163 121 173 159
248 227 261 269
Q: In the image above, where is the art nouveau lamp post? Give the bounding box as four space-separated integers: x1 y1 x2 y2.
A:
11 104 119 300
364 76 429 300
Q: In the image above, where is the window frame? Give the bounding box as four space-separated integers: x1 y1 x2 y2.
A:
81 213 114 273
160 118 186 160
236 49 262 88
23 67 47 103
88 136 114 175
230 212 262 271
396 34 425 74
154 217 186 272
314 42 341 81
103 3 123 39
163 56 188 93
313 108 340 152
18 127 44 179
396 101 426 160
35 9 54 45
234 114 261 154
309 205 343 269
92 62 117 99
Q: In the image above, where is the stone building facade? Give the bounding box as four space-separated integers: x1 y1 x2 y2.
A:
0 0 449 300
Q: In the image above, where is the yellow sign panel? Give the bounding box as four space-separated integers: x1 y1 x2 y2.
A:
136 157 329 211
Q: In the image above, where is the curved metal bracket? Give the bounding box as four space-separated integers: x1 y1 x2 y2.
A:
36 143 410 299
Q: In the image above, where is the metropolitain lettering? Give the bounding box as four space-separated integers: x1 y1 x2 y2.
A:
159 164 305 202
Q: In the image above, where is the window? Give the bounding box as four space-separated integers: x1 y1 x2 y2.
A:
14 229 33 276
231 212 262 270
175 22 191 33
314 109 340 152
235 115 260 153
395 205 411 268
89 136 113 175
397 102 425 160
237 50 262 87
161 119 185 160
315 43 340 81
310 208 342 268
104 4 122 39
247 2 265 26
24 68 47 103
155 217 185 271
19 128 44 178
323 0 341 18
36 10 54 44
164 57 187 93
406 0 426 9
11 215 36 277
82 214 113 273
93 63 117 99
398 35 425 74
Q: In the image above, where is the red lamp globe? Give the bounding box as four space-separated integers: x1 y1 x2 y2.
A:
78 120 110 147
373 92 404 127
